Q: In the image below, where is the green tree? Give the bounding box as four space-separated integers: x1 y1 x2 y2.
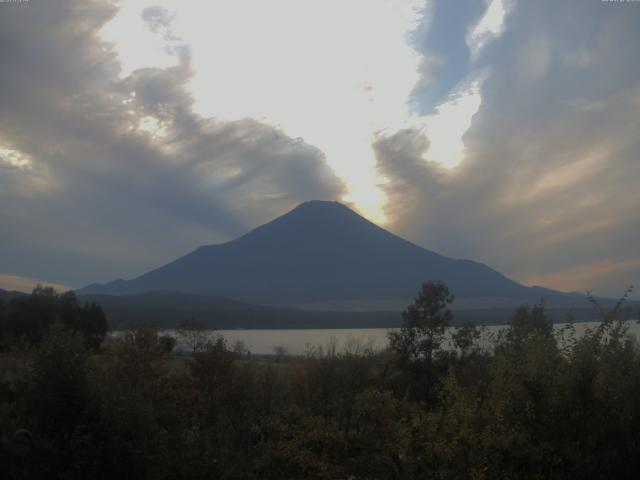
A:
506 303 553 346
388 281 454 403
18 325 100 478
451 320 481 357
2 286 107 350
158 334 177 353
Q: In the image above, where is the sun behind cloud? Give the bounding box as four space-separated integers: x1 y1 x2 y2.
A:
100 0 491 224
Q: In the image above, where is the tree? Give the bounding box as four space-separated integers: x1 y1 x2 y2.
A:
158 334 177 353
452 320 481 357
232 339 248 355
2 286 107 349
27 325 93 440
503 303 553 349
273 344 288 362
389 281 454 362
388 281 454 403
178 318 209 354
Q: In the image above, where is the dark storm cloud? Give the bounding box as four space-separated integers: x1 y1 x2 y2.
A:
379 0 640 297
0 0 344 287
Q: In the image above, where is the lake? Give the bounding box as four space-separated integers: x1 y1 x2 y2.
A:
158 320 640 355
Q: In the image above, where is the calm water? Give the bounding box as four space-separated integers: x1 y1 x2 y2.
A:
158 320 640 355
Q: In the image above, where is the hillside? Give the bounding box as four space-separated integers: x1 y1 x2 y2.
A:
78 201 566 306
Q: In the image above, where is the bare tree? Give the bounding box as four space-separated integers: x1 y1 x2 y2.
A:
178 318 209 354
272 344 288 362
232 339 248 356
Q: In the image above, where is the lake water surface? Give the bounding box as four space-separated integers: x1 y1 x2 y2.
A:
159 320 640 355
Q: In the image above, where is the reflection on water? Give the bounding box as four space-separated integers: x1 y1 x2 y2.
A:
157 320 640 355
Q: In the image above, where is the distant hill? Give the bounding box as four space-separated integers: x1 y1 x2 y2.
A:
2 286 629 331
78 200 570 306
77 290 619 330
77 290 401 330
0 288 27 303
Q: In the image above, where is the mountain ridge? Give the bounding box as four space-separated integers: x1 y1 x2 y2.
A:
77 200 567 304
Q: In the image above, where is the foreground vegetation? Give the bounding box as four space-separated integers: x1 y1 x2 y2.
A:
1 284 639 479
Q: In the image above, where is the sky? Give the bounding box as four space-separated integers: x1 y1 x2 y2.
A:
0 0 638 298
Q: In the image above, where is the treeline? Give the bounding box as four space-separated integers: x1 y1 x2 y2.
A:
0 286 107 350
1 283 640 479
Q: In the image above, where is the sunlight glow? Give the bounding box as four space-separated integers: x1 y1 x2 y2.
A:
176 0 425 224
137 116 168 139
99 1 488 223
525 258 640 294
0 273 72 293
421 81 482 169
467 0 507 58
0 146 32 169
101 2 183 77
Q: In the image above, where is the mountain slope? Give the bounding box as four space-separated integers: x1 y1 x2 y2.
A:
77 290 403 329
78 201 562 304
77 290 616 329
0 288 27 302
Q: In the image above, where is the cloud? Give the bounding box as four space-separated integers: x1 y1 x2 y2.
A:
409 0 487 114
1 0 638 300
466 0 507 59
378 0 640 298
0 274 71 294
122 0 428 221
0 0 344 286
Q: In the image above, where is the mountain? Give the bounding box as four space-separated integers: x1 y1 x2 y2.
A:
78 290 616 330
78 200 570 307
77 290 402 330
0 288 27 303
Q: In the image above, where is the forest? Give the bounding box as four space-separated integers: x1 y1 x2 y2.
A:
1 283 639 479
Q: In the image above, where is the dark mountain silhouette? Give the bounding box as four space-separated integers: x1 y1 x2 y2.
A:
78 200 568 305
0 288 27 303
76 290 618 329
76 290 403 329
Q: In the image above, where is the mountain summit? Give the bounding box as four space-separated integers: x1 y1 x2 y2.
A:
78 201 550 304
